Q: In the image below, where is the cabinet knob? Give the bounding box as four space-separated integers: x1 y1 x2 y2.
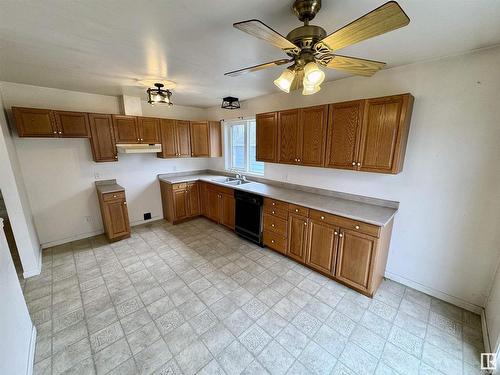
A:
355 225 360 229
334 231 338 235
304 222 307 226
58 131 62 134
295 209 299 212
357 162 361 167
123 201 127 205
137 138 140 141
113 195 117 198
294 158 297 162
298 158 301 162
271 240 275 244
272 210 275 214
339 233 343 238
114 155 118 159
352 161 356 166
53 131 57 134
272 202 276 206
271 224 275 228
321 216 325 220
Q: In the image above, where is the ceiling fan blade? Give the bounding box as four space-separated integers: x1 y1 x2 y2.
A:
234 19 299 52
224 59 292 77
320 1 410 51
326 55 386 77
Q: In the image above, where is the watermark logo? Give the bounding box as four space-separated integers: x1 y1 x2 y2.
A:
481 353 497 371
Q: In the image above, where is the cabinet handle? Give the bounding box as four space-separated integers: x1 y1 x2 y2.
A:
355 225 360 229
352 161 356 166
123 202 127 205
339 233 343 238
334 231 338 235
320 216 325 220
357 162 361 167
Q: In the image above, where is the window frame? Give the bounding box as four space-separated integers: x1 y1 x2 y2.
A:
224 118 264 176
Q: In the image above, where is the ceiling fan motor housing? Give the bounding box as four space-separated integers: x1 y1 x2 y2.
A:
293 0 321 22
286 25 326 51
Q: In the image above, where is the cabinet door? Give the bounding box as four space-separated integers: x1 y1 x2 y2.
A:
158 119 177 158
54 111 90 137
325 100 364 169
278 109 300 164
306 219 338 274
287 213 308 262
112 115 139 143
299 105 328 166
209 121 222 157
187 183 200 216
256 112 277 162
173 189 188 220
335 229 377 291
206 189 220 222
190 121 210 157
220 193 235 230
104 198 130 240
175 120 191 157
88 114 117 162
12 107 57 137
138 117 160 143
198 182 208 216
358 95 407 173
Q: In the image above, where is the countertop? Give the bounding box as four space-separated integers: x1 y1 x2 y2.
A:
95 179 125 194
158 173 397 226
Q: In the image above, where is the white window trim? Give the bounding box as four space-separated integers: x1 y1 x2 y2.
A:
224 118 264 176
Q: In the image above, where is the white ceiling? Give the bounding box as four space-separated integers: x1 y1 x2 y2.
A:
0 0 499 108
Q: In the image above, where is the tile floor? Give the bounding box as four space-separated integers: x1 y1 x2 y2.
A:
21 217 486 375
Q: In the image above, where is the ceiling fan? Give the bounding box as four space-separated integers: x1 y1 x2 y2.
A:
224 0 410 95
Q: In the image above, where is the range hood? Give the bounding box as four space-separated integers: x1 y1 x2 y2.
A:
116 144 162 154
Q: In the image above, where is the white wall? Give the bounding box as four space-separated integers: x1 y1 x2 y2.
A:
0 91 41 276
486 261 500 354
0 82 211 247
207 46 500 309
0 218 35 375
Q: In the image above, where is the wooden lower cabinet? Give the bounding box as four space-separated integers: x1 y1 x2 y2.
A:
97 190 130 242
335 229 377 292
287 213 308 262
306 219 338 274
173 189 188 220
205 184 235 229
206 188 220 222
220 193 235 229
187 183 200 216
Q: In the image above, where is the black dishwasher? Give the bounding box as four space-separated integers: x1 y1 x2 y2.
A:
234 190 263 246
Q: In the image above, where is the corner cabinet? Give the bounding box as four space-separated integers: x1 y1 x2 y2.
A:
159 181 200 223
255 93 414 174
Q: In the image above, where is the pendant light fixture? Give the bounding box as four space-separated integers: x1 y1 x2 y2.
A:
303 62 325 86
221 96 241 109
147 83 173 106
273 68 296 93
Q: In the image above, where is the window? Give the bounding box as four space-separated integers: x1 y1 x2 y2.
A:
225 118 264 175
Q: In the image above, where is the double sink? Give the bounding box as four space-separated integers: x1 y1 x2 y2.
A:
211 177 251 186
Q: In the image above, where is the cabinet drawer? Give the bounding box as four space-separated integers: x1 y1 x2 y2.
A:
173 183 187 190
310 209 380 237
263 214 287 237
263 231 287 255
263 198 288 211
289 204 309 217
206 182 234 196
102 191 125 202
263 206 288 220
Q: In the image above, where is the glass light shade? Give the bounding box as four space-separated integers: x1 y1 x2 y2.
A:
273 69 296 93
302 81 321 95
303 62 325 85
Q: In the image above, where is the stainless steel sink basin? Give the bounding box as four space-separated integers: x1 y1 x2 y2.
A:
211 177 250 186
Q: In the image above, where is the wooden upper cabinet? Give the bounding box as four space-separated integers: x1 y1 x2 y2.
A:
54 111 90 138
158 119 177 158
287 213 308 262
299 105 328 167
325 100 364 170
358 94 414 173
138 117 160 143
12 107 57 137
256 112 277 162
209 121 222 157
335 229 377 291
175 120 191 157
306 219 338 274
278 109 300 164
88 114 117 162
190 121 210 157
112 115 139 143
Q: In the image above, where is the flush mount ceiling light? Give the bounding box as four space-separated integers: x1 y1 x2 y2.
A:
221 96 241 109
147 83 173 106
225 0 410 96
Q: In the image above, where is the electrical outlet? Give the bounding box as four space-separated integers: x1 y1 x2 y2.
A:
144 212 152 220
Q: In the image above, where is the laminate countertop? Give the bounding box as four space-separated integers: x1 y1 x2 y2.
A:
158 173 397 227
95 179 125 194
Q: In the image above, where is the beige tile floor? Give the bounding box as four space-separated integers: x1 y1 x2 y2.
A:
21 217 485 375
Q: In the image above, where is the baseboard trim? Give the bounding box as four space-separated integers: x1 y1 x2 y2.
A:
385 271 483 314
26 324 36 375
40 216 164 249
481 309 491 353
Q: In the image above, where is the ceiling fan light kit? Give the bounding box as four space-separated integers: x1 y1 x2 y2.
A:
226 0 410 96
147 83 173 106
